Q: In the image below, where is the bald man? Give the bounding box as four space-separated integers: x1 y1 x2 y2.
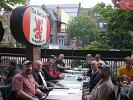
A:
84 61 102 95
32 60 52 93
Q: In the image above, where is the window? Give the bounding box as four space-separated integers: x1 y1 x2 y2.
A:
57 37 65 46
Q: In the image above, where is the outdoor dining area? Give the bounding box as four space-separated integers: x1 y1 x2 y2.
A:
0 50 133 100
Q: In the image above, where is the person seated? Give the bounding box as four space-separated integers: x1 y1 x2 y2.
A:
84 54 93 68
128 81 133 100
117 56 133 84
11 60 47 100
98 60 105 69
84 65 115 100
32 60 53 94
50 55 59 72
84 61 101 95
56 54 70 72
42 58 65 81
2 60 20 85
94 54 105 65
83 54 93 76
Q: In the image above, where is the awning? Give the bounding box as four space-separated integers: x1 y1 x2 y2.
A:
112 0 133 10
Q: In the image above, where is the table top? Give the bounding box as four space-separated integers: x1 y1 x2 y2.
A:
46 89 82 100
46 73 88 100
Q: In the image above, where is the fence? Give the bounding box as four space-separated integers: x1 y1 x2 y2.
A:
0 48 131 76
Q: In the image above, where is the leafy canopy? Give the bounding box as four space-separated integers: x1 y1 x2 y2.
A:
66 14 98 41
92 2 133 49
0 0 25 11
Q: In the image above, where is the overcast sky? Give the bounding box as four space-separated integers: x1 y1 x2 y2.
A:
30 0 113 8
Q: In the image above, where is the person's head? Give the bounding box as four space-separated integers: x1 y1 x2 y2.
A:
8 60 17 69
34 60 42 72
47 58 54 67
125 56 132 67
86 54 93 63
58 54 64 60
22 60 33 75
98 61 105 69
50 55 57 63
91 61 98 73
95 54 101 62
101 65 111 79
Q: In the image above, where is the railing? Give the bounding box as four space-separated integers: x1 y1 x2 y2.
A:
0 48 131 76
0 52 125 76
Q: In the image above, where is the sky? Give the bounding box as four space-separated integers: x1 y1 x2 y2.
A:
30 0 113 8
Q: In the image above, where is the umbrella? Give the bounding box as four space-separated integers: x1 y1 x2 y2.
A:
119 0 133 10
112 0 133 10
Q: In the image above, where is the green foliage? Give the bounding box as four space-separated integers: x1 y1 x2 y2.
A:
66 14 99 41
106 10 133 49
71 60 82 68
79 41 101 50
92 3 133 50
0 0 25 11
92 2 114 21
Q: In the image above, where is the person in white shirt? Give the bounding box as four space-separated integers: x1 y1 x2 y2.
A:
32 60 53 93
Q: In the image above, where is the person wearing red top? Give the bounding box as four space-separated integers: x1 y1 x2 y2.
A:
12 60 47 100
42 58 65 81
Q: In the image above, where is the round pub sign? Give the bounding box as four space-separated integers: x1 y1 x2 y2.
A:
10 6 50 46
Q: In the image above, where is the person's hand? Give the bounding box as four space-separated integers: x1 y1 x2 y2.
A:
2 76 7 80
39 85 44 89
41 93 47 99
83 71 87 76
66 66 71 69
83 91 90 96
48 87 53 91
49 82 55 86
59 74 65 79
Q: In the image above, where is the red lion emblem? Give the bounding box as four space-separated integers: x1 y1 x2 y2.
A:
34 17 43 41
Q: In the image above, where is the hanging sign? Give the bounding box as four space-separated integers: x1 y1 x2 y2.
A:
10 6 50 46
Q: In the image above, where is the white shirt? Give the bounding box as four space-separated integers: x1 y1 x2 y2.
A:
39 72 47 87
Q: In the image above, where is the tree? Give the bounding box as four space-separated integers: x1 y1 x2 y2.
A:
66 14 98 47
0 0 25 11
92 3 133 49
92 2 114 21
106 9 133 49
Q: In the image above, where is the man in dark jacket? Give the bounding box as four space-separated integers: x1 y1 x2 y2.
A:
2 60 20 84
83 61 101 95
32 60 53 93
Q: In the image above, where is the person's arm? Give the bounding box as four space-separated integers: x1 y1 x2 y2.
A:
12 75 36 100
17 90 34 100
57 64 70 69
117 67 123 76
46 81 55 86
5 70 20 84
35 88 47 98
